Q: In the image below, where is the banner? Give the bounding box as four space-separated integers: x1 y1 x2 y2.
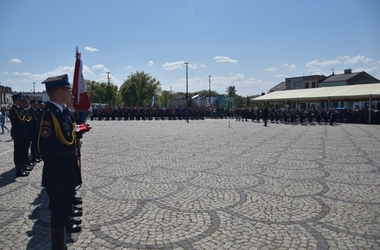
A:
72 47 92 124
151 95 155 107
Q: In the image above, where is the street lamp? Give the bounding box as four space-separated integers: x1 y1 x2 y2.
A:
208 75 211 106
184 62 189 123
33 82 35 100
170 86 172 107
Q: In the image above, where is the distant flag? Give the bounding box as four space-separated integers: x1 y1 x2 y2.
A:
151 95 155 107
72 47 92 124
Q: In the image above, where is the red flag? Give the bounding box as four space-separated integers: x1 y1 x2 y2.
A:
72 47 92 123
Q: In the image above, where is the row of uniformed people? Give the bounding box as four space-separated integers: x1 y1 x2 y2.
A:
91 107 207 121
9 94 43 177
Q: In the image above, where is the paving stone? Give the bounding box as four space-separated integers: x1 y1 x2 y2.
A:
0 120 379 249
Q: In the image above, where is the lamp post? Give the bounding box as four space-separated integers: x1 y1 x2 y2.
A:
184 62 189 123
208 75 211 107
170 86 172 107
33 82 35 101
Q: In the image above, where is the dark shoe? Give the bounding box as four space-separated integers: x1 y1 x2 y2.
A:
28 162 36 167
23 164 33 171
70 208 83 217
69 217 82 225
66 221 82 233
16 171 29 177
72 205 82 211
72 196 83 205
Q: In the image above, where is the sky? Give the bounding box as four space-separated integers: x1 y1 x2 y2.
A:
1 0 380 97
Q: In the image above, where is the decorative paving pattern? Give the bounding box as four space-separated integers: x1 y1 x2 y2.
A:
0 120 379 249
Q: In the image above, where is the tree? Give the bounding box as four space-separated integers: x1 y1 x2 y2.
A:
235 95 243 108
160 90 171 107
86 80 118 104
226 86 236 97
245 95 251 108
119 71 161 106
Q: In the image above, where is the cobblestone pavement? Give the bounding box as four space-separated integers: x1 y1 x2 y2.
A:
1 119 379 250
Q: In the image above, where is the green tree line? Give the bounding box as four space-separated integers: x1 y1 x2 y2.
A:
86 71 249 108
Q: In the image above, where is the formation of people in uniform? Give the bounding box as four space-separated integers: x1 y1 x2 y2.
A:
9 74 88 249
90 104 380 125
9 94 43 177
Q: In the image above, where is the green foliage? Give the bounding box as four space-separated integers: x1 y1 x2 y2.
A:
235 95 243 108
86 80 118 104
291 100 297 108
227 100 231 109
119 71 161 106
245 96 251 108
160 90 171 107
226 86 236 97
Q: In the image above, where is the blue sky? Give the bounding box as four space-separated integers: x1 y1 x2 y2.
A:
1 0 379 97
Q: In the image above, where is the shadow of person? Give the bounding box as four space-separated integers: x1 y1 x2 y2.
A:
0 168 16 188
26 188 50 249
26 188 76 249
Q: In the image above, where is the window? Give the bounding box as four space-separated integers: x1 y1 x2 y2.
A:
305 82 309 88
312 82 315 88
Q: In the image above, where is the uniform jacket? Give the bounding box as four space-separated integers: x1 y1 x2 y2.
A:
9 104 28 141
38 102 82 189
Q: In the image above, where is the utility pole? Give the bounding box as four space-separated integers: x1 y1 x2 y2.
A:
106 72 111 104
208 75 212 107
184 62 189 123
106 72 111 85
170 86 172 107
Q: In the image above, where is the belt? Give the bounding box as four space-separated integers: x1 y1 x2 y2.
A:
58 150 77 156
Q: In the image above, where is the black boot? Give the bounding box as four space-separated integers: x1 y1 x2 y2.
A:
65 220 81 233
16 164 29 177
22 164 33 171
50 227 67 250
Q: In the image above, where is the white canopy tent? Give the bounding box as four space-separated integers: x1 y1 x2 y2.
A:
253 83 380 102
253 83 380 123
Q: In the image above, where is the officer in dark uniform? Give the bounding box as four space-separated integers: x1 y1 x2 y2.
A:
21 96 36 167
9 93 31 177
38 74 82 249
29 100 41 164
263 106 268 127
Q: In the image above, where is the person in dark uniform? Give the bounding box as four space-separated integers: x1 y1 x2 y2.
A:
21 96 36 168
38 74 82 249
29 100 41 164
9 93 31 177
263 106 268 127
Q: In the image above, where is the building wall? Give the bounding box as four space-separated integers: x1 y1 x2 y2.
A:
347 73 379 85
285 77 303 90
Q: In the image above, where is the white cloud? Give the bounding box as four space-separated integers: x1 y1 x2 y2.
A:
263 67 277 72
163 61 185 70
10 58 21 64
0 71 8 76
214 56 238 63
126 66 133 69
13 72 31 76
306 59 341 68
283 63 296 71
274 74 289 79
91 64 110 72
147 61 154 66
85 47 98 52
189 62 206 69
354 67 377 74
344 55 374 65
